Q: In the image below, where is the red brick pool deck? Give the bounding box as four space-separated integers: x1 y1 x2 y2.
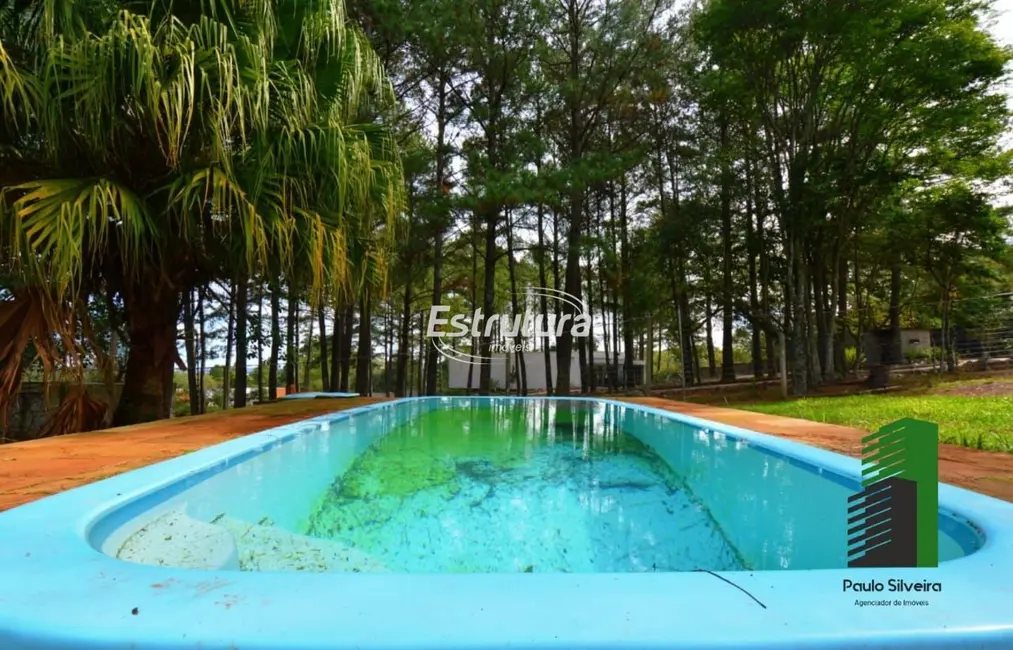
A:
1 396 1012 510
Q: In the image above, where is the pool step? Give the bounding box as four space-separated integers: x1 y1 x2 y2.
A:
214 515 390 572
114 507 241 571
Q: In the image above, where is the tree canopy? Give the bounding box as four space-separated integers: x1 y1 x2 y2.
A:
1 0 1011 434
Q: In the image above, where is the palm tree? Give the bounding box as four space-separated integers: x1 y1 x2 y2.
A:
0 0 403 424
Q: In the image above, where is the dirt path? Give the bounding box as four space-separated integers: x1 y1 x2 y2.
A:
621 397 1013 502
2 395 1011 511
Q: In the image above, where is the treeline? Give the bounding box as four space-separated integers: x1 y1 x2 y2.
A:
365 0 1013 397
184 0 1013 408
1 0 1012 433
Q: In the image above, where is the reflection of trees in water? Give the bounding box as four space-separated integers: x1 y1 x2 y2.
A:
305 400 692 540
299 403 748 573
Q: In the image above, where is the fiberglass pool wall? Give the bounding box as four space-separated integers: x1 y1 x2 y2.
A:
621 406 970 570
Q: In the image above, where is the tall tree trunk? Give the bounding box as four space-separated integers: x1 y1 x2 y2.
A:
505 209 528 395
222 281 236 410
339 305 354 391
552 208 561 292
836 256 849 374
555 63 586 397
596 241 611 392
183 288 199 416
806 261 820 387
294 300 301 392
942 282 956 372
667 143 694 388
269 283 281 400
620 177 635 390
606 180 620 388
645 312 654 388
678 263 695 387
256 285 264 403
583 238 595 394
384 302 392 396
889 262 902 365
745 160 763 378
655 322 663 376
693 335 703 385
234 277 248 408
198 286 207 414
303 303 314 392
467 208 479 393
480 202 498 394
355 295 372 395
284 283 297 394
667 267 682 380
417 312 426 395
330 299 341 391
425 73 450 396
400 298 416 399
719 116 736 384
853 249 866 374
611 297 620 389
396 289 412 397
823 247 839 380
759 214 776 377
595 191 611 391
705 292 717 379
656 121 688 388
396 187 416 397
318 302 329 391
113 284 181 426
535 109 554 394
789 237 808 396
536 202 553 393
813 255 828 381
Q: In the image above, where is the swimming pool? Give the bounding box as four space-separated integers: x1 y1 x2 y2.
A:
0 397 1011 648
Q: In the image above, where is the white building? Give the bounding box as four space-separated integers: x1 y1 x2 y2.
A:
446 351 645 392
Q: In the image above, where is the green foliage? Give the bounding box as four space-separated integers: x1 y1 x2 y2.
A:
907 183 1010 292
0 0 403 302
6 0 1013 420
904 347 934 363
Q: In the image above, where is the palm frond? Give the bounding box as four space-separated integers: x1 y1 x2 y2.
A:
2 178 154 295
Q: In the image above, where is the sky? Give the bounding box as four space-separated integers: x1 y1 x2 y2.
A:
983 1 1013 205
991 1 1013 115
991 1 1013 48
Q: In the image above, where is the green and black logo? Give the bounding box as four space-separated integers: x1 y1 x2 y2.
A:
847 418 939 568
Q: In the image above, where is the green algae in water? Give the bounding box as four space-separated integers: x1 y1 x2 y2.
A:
303 401 744 573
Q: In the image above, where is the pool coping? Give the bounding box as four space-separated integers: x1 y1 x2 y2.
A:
1 396 1012 649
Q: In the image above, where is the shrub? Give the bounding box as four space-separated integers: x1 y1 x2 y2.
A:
904 347 934 363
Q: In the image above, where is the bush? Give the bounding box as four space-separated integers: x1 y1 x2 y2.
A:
904 347 934 363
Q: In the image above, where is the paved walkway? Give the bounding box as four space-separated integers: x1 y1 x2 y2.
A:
0 397 387 511
1 395 1011 510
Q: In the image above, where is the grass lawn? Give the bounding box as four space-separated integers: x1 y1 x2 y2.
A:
740 394 1013 452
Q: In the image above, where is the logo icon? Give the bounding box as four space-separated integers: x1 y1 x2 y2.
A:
847 418 939 568
426 288 592 366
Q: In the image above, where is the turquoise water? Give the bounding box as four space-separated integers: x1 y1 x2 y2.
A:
302 402 744 573
108 399 981 573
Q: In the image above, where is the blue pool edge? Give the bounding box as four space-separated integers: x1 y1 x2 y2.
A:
279 391 361 399
0 395 1011 649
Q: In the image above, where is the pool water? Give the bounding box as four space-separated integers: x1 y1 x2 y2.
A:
100 398 980 574
302 403 744 573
